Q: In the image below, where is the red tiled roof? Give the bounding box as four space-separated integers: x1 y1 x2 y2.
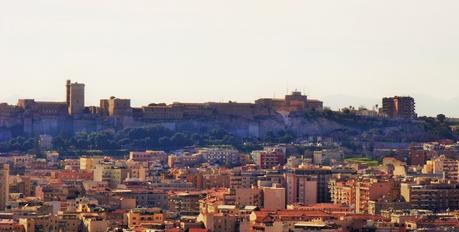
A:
411 218 459 228
254 209 387 224
166 229 180 232
189 229 209 232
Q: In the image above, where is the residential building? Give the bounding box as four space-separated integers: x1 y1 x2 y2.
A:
422 155 459 181
355 178 399 213
198 212 238 232
80 156 105 171
198 147 240 167
127 208 164 229
93 162 128 188
128 151 168 163
401 182 459 211
0 219 25 232
235 188 263 208
112 189 169 209
168 154 204 168
169 192 207 214
263 185 286 210
382 96 416 119
0 164 9 211
252 148 286 169
229 171 263 190
286 168 332 205
329 178 355 208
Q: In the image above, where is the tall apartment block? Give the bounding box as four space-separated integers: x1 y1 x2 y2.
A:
355 178 399 213
66 80 85 115
286 168 332 205
382 96 416 119
401 183 459 211
0 164 9 210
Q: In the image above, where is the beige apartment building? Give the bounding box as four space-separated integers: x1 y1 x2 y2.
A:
0 164 9 211
401 182 459 211
263 185 286 210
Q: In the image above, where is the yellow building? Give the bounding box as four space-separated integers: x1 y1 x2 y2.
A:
19 215 59 232
58 213 81 231
127 208 164 229
93 162 128 188
127 163 147 181
197 212 238 232
0 219 25 232
80 157 105 171
19 213 82 232
82 216 109 232
422 155 459 181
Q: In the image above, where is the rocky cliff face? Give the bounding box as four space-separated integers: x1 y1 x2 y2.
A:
192 112 441 143
0 110 448 143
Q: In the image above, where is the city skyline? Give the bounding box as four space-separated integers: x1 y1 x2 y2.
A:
2 0 459 116
0 79 456 117
2 2 459 231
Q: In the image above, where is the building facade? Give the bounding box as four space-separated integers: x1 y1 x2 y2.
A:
401 183 459 211
286 168 332 205
67 80 85 115
0 164 9 210
382 96 416 119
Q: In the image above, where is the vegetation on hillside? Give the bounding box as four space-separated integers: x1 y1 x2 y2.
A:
0 126 268 154
303 110 457 142
0 111 457 154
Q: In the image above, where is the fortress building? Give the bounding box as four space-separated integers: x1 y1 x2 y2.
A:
66 80 85 115
0 81 324 138
255 91 323 113
100 97 132 117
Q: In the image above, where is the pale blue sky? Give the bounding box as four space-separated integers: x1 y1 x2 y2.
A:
1 0 459 116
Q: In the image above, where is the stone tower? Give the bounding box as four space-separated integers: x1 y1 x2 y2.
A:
66 80 85 115
0 164 9 210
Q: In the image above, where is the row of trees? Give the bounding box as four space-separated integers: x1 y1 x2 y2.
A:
418 114 457 140
0 136 36 152
0 114 457 153
52 126 247 152
0 125 293 153
309 109 395 130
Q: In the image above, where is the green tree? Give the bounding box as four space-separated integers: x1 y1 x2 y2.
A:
437 114 446 123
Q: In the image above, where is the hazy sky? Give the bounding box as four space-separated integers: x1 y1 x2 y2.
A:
1 0 459 116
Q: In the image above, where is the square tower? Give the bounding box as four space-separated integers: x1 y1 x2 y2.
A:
66 80 85 115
